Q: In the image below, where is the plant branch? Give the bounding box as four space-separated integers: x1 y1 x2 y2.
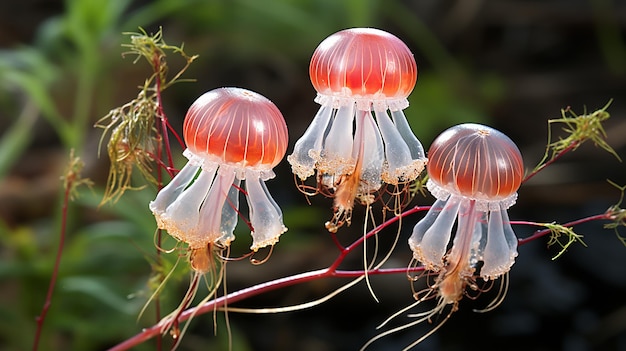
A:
107 205 429 351
515 213 614 245
523 142 578 183
525 100 620 183
109 199 623 351
33 150 91 351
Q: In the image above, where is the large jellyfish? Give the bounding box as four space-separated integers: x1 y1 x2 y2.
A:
150 87 289 262
148 87 288 341
287 27 427 232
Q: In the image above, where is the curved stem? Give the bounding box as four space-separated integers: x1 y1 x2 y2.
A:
109 204 615 350
108 269 326 351
33 170 73 350
327 205 428 272
515 213 611 245
109 205 428 350
523 142 578 183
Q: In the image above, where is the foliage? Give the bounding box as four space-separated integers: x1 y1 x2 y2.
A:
0 1 624 350
95 27 197 204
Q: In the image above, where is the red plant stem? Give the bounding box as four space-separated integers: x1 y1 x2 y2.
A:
164 118 185 151
108 264 428 351
523 142 578 183
327 205 427 272
152 51 193 350
108 206 429 351
152 51 188 351
151 55 167 351
150 62 182 347
108 203 616 351
153 142 164 349
32 175 73 351
515 213 611 245
107 268 324 351
153 55 175 173
329 231 346 250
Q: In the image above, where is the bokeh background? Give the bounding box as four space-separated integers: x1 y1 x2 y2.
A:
1 0 625 350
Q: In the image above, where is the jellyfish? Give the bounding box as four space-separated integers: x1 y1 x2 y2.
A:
287 27 427 232
148 87 288 340
364 123 524 350
409 123 524 281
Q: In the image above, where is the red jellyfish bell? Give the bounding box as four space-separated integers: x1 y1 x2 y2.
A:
288 28 427 232
150 87 289 270
309 27 418 110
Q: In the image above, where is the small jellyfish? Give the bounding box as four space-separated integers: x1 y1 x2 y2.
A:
363 123 524 350
409 123 524 281
148 87 288 340
287 27 427 232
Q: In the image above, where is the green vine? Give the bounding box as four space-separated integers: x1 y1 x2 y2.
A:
541 222 587 260
532 100 621 176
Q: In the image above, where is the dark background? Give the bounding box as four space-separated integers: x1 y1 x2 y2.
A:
0 0 625 350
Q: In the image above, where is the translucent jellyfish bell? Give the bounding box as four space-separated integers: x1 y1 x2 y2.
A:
409 123 524 280
149 87 289 269
287 27 427 232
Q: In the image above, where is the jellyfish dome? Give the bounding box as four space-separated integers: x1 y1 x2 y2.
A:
409 123 524 280
288 28 427 232
310 27 418 111
150 87 288 254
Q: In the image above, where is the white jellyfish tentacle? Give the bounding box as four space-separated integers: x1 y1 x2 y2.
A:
149 160 199 216
374 109 412 172
480 205 518 280
470 212 488 266
318 103 355 176
390 109 426 160
157 164 218 247
409 196 461 271
245 170 287 251
287 104 333 180
217 177 241 247
500 207 519 252
353 110 384 194
446 199 480 275
374 109 422 184
196 166 237 248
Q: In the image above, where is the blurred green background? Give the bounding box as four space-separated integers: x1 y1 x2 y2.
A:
1 0 625 350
